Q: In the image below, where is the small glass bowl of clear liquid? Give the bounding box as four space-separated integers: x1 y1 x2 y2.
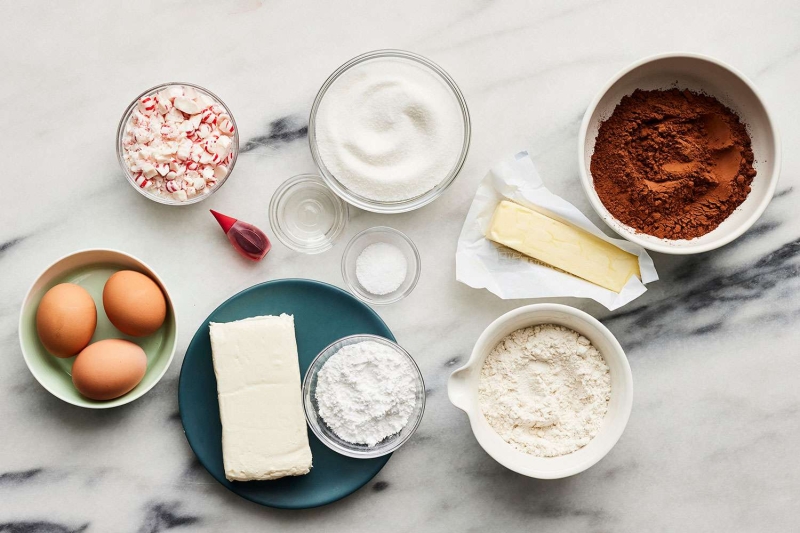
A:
269 174 349 254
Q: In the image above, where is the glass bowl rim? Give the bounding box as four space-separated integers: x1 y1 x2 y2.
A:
115 81 240 206
308 49 471 214
302 333 426 458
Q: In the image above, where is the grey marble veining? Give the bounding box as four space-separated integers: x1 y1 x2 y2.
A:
1 0 799 531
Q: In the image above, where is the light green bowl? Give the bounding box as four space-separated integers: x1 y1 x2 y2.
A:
19 249 178 408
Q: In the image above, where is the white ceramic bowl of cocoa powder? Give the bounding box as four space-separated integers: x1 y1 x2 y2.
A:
579 52 780 254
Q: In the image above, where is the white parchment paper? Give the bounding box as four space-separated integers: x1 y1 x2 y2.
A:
455 152 658 310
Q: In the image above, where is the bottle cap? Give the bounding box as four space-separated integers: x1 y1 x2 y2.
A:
211 210 237 234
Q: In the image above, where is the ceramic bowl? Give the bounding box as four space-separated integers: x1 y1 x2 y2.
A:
448 304 632 479
578 52 781 254
19 249 178 408
303 334 426 458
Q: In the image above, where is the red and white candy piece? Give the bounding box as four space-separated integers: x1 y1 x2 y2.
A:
197 123 212 139
204 136 220 154
174 96 201 115
200 109 216 124
132 111 147 126
138 96 157 114
134 174 151 189
140 162 158 179
218 118 234 136
156 97 173 115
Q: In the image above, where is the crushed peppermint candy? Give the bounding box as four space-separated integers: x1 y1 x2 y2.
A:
120 84 236 202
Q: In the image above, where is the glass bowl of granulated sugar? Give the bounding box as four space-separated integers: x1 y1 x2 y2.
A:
302 334 426 459
309 49 471 214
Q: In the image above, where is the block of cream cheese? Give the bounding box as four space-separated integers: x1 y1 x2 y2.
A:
486 200 640 292
209 314 312 481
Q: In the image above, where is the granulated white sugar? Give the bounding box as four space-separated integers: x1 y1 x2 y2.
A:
314 56 465 202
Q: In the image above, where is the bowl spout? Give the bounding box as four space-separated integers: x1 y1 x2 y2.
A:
447 365 472 412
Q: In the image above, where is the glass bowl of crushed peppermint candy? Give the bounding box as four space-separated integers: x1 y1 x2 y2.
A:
116 82 239 205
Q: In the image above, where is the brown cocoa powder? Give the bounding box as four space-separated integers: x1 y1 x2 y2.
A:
590 88 756 240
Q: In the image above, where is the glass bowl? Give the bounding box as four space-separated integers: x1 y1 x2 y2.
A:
302 334 426 459
268 174 349 254
116 82 239 206
341 227 421 305
308 49 471 214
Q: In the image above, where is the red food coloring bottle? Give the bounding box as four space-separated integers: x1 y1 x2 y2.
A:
211 210 271 262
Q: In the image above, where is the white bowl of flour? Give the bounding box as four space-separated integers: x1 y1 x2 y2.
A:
448 304 633 479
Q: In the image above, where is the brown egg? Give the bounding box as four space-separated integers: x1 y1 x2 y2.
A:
72 339 147 400
36 283 97 358
103 270 167 337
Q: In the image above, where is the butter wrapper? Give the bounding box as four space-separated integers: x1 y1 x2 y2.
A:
456 152 658 311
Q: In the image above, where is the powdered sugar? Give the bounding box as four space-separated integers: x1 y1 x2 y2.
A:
478 324 611 457
315 340 417 446
356 242 408 295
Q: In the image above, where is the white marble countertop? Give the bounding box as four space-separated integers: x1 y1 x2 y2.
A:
2 0 799 531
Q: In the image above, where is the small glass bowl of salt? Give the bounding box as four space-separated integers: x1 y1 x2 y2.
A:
341 226 421 305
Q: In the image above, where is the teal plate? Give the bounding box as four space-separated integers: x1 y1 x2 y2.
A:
179 278 393 509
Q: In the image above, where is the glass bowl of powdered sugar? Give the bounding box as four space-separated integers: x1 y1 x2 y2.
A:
302 334 426 459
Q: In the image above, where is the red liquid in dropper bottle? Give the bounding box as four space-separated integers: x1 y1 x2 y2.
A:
211 210 271 261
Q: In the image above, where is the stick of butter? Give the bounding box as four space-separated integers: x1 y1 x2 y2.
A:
209 314 312 482
486 200 640 292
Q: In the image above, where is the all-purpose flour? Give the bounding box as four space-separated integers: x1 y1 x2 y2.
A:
316 341 417 446
478 324 611 457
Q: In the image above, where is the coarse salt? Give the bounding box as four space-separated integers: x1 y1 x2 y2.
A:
355 242 407 296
